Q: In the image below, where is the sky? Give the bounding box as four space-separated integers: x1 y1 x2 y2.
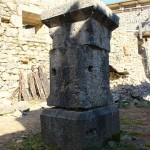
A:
102 0 126 4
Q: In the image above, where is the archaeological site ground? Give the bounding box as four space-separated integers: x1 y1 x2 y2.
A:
0 0 150 150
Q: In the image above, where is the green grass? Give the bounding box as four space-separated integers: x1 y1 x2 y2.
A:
121 130 149 137
144 142 150 147
22 133 56 150
2 132 148 150
121 117 144 126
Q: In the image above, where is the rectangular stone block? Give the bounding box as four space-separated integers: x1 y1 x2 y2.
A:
50 19 111 51
40 105 120 150
48 45 113 108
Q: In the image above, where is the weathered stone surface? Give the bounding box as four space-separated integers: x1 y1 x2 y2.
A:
41 0 119 31
41 0 120 149
41 105 120 150
0 91 10 99
10 15 22 27
49 19 111 51
0 103 15 115
0 1 53 102
13 110 22 117
5 28 18 37
6 2 17 13
49 45 112 108
15 101 30 112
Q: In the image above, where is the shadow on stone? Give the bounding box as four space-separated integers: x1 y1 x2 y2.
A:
40 1 120 150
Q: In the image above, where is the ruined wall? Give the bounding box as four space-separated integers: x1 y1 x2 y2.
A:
0 0 150 104
0 1 52 101
115 8 150 31
110 6 150 105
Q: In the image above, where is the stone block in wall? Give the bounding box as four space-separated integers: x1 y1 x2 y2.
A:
5 28 18 37
1 72 10 81
0 27 5 36
0 54 8 59
16 6 22 16
10 75 19 81
22 45 28 51
10 15 22 27
0 91 10 99
6 2 17 14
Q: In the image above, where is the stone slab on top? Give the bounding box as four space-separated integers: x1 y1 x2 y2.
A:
41 0 119 31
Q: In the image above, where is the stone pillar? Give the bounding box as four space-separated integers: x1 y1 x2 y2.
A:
40 0 120 149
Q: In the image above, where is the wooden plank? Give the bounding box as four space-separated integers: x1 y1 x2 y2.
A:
9 87 19 100
19 72 29 101
38 65 50 98
19 72 22 101
28 73 38 100
139 23 142 39
33 71 45 100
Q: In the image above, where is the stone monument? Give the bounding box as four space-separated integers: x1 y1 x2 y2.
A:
40 0 120 149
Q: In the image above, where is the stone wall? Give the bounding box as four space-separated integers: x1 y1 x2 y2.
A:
115 7 150 31
0 0 52 101
0 0 150 105
110 6 150 105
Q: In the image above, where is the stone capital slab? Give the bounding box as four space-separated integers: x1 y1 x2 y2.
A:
41 0 119 31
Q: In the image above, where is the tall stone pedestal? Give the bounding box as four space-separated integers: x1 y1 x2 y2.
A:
40 0 120 149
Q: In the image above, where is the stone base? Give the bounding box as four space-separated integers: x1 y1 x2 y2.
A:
40 105 120 150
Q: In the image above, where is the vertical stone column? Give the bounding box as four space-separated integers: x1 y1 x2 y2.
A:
40 0 120 149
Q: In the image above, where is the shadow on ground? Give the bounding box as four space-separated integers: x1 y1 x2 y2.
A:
0 109 42 148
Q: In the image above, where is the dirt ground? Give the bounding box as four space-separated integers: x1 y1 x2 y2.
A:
0 103 42 149
0 106 150 150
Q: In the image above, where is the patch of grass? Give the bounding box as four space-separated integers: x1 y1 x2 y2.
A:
144 142 150 147
121 117 144 126
120 130 149 137
22 133 56 150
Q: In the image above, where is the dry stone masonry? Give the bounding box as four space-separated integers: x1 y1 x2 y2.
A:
109 4 150 105
40 0 120 149
0 0 52 102
0 0 150 115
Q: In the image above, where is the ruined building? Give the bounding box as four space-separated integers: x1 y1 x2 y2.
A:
0 0 150 105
